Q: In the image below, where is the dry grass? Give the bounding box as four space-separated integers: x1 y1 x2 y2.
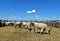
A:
0 26 60 41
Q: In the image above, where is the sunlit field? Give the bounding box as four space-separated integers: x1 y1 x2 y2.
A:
0 26 60 41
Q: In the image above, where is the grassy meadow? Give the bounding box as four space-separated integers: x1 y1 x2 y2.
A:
0 26 60 41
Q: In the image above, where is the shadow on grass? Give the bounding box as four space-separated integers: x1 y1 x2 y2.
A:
35 32 51 35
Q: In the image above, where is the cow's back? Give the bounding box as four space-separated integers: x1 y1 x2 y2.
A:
34 23 47 28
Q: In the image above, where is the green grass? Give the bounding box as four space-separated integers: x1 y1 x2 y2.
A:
0 26 60 41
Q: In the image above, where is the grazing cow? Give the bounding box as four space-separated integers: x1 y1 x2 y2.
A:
5 22 14 26
14 22 22 28
33 22 51 34
22 22 27 26
22 22 51 34
22 22 32 31
5 22 12 26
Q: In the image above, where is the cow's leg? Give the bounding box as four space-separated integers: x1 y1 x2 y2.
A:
14 24 16 28
34 27 37 34
27 25 32 31
19 24 21 28
25 25 27 28
41 28 44 34
48 30 51 34
19 23 22 28
45 28 49 34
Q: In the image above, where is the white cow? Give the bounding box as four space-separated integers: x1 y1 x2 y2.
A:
22 22 51 34
33 22 50 34
22 22 27 26
22 22 32 30
5 22 11 25
14 22 22 28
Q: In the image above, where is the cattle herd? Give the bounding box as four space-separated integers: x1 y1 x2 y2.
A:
0 20 51 34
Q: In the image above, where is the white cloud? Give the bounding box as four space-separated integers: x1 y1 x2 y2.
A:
32 9 36 13
27 9 36 14
27 11 32 14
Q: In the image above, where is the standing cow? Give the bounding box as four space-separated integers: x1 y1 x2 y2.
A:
14 22 22 28
5 22 12 26
33 22 51 34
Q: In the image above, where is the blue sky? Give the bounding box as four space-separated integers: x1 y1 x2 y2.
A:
0 0 60 20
